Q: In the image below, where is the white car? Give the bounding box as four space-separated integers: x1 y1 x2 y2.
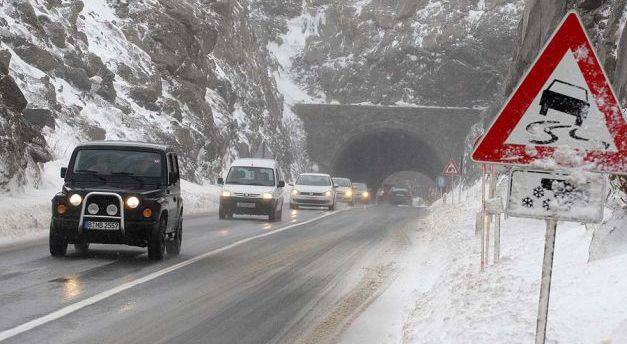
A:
332 177 354 205
290 173 336 210
218 159 286 221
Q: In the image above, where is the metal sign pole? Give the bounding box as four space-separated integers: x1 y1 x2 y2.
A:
535 218 558 344
494 213 501 263
480 165 487 269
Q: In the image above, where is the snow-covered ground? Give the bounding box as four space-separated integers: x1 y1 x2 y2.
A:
0 160 221 246
342 182 627 344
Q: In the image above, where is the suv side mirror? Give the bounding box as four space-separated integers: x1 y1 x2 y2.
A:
60 167 67 178
277 181 285 188
217 177 224 185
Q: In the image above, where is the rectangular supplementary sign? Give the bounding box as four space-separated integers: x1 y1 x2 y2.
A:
506 169 605 223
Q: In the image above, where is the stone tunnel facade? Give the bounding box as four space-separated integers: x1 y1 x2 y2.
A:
294 104 482 188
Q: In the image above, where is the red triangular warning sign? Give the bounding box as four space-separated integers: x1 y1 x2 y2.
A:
472 11 627 174
443 159 461 176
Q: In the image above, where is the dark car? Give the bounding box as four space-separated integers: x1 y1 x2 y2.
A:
539 79 590 126
389 187 412 206
49 141 183 260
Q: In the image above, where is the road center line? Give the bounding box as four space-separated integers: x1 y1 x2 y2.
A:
0 208 351 342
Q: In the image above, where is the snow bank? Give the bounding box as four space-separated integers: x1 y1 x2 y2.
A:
0 160 221 246
348 182 627 343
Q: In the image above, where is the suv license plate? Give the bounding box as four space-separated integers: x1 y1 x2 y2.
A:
237 202 256 208
85 221 120 231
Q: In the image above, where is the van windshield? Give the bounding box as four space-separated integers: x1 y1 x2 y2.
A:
297 175 331 186
226 166 275 187
71 149 163 183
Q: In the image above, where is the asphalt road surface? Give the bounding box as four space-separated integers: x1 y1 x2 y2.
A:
0 203 424 344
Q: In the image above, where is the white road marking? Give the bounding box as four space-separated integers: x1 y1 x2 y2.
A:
0 208 351 342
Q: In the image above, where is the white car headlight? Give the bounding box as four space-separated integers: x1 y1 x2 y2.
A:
262 192 273 200
345 190 353 197
325 190 332 197
126 196 140 209
291 189 299 196
362 191 369 198
221 190 231 197
69 194 82 206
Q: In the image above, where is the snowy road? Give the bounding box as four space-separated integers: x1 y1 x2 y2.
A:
0 204 423 343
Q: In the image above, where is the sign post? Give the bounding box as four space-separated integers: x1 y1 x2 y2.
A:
443 159 462 204
471 11 626 344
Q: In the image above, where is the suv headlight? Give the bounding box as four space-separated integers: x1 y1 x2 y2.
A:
345 190 353 197
262 192 273 200
221 190 231 197
69 194 82 206
126 196 140 209
291 189 299 196
325 190 332 197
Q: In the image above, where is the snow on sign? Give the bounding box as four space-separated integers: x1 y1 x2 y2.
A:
442 160 461 176
507 169 605 223
472 11 627 174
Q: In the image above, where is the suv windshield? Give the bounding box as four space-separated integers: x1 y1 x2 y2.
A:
71 149 163 182
297 175 331 186
332 178 351 187
226 166 275 187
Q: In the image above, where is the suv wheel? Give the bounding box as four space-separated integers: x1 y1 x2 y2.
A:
49 223 68 257
290 203 298 210
148 217 167 260
328 203 335 211
166 217 182 256
74 241 90 256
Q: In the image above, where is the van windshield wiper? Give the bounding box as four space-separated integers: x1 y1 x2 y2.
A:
74 169 107 182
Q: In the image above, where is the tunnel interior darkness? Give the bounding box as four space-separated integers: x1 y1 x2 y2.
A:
331 129 443 190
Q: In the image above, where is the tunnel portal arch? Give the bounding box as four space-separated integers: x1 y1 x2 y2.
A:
331 129 442 189
295 104 481 191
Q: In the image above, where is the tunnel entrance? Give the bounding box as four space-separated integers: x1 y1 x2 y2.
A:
331 129 443 191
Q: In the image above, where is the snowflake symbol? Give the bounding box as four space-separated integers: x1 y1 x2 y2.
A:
533 186 545 198
542 199 551 210
522 197 534 208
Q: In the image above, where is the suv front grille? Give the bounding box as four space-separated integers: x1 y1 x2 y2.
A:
84 195 121 216
234 192 260 198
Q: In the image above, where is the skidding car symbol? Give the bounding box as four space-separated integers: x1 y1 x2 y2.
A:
539 79 590 126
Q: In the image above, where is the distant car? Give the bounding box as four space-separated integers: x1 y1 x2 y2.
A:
50 141 183 260
389 187 412 206
352 183 370 204
539 79 590 126
290 173 336 210
332 177 354 205
218 159 285 221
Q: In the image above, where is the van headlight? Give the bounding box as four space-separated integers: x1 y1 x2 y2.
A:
262 192 273 200
69 194 82 206
126 196 140 209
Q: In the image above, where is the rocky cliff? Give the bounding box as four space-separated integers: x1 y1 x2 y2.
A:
254 0 525 107
0 0 298 189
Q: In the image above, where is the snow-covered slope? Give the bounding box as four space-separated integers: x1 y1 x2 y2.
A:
0 0 300 189
342 183 627 343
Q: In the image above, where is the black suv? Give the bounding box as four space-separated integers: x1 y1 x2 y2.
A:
50 141 183 260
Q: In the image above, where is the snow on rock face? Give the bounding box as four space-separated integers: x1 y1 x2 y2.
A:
0 49 50 191
0 0 297 186
253 0 525 107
